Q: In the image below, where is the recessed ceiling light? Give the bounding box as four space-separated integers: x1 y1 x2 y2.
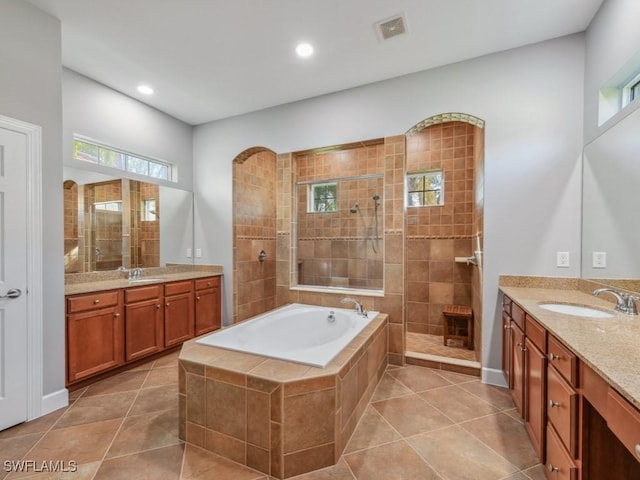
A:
137 84 154 95
295 43 314 58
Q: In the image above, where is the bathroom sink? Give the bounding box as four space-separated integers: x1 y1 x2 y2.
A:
538 303 614 318
128 278 163 284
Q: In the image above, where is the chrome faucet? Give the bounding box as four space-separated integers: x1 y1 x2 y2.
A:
118 266 143 280
593 288 639 315
341 297 367 317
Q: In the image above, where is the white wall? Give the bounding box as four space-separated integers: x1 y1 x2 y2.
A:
584 0 640 143
0 1 63 396
63 69 194 192
193 34 585 379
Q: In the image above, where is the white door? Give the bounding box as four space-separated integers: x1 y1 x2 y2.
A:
0 126 28 430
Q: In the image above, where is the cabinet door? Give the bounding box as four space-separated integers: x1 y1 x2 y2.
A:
125 298 164 361
164 292 194 347
67 306 124 383
510 321 525 416
502 311 512 387
195 286 221 336
525 337 546 462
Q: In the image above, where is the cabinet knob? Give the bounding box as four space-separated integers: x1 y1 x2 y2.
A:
114 313 120 317
548 464 559 473
548 353 560 361
207 282 211 286
504 324 510 330
635 444 640 460
549 399 561 408
165 302 170 307
94 299 100 304
196 296 200 301
156 304 161 309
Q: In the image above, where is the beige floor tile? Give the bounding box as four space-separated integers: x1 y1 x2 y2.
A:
153 350 180 369
0 409 66 440
344 440 441 480
418 385 499 423
432 369 477 384
94 444 184 480
460 412 539 470
387 365 452 393
0 433 42 479
83 370 149 397
458 380 515 410
106 408 180 458
288 458 355 480
344 406 402 454
406 332 477 362
142 365 179 388
180 444 264 480
8 461 101 480
130 384 179 416
408 425 519 480
370 372 413 402
522 464 547 480
53 391 137 429
12 419 122 477
372 394 452 437
501 473 531 480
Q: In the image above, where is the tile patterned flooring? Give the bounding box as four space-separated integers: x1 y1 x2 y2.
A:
406 332 478 362
0 351 545 480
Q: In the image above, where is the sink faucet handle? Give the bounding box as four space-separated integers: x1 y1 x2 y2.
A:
593 288 638 315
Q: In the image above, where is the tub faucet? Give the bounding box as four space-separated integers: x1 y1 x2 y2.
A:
592 288 639 315
341 298 367 317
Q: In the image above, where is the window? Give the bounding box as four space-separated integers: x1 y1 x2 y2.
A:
142 199 157 221
622 72 640 108
308 182 337 212
73 138 173 182
407 170 444 207
93 200 122 212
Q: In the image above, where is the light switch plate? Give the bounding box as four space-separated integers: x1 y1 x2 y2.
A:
592 251 607 268
196 248 202 258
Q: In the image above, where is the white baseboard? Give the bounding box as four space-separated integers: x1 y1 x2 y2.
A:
40 388 69 417
482 367 507 387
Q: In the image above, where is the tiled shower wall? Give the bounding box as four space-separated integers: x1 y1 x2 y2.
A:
233 150 277 323
472 127 485 360
131 181 160 268
405 122 479 338
296 144 384 290
275 136 406 365
85 180 123 271
64 181 81 273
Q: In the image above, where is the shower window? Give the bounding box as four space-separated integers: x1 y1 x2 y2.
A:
308 182 337 212
407 169 444 207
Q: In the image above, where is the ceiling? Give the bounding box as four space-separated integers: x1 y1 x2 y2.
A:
27 0 603 126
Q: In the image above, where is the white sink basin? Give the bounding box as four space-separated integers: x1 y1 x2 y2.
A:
128 278 163 284
538 303 614 318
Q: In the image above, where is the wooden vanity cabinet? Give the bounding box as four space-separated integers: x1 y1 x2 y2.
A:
66 290 124 383
502 295 513 386
510 319 525 416
194 276 221 336
164 280 195 347
124 285 164 362
524 315 547 462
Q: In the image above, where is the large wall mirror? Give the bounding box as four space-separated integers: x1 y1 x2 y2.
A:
64 166 194 273
582 105 640 284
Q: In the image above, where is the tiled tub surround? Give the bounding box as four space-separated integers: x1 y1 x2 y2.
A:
499 278 640 410
178 311 388 478
64 264 223 295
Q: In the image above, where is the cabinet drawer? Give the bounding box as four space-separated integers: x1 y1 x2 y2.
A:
547 365 578 457
67 290 120 313
580 362 608 417
607 389 640 462
164 280 193 296
525 314 546 353
548 335 578 387
195 276 220 291
125 285 162 303
511 302 526 330
546 424 578 480
502 294 512 315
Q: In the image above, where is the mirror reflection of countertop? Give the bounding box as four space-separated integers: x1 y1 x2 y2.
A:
500 285 640 410
65 267 222 296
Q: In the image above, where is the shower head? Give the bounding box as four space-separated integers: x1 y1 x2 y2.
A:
350 202 359 213
372 194 380 208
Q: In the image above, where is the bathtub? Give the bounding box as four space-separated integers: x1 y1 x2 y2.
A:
195 303 378 367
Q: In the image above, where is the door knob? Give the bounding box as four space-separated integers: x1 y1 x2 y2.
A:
0 288 22 299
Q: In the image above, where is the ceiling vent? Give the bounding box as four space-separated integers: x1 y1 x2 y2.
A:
375 14 407 41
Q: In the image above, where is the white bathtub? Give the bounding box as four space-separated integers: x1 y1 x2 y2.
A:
195 303 378 368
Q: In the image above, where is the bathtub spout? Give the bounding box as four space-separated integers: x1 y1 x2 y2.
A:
341 298 367 317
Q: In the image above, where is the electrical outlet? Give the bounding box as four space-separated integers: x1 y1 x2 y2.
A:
196 248 202 258
592 251 607 268
186 248 192 258
557 251 570 268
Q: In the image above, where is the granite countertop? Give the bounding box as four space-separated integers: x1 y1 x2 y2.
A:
500 286 640 410
65 270 223 295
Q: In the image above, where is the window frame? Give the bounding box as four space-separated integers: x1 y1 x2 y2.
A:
307 182 338 213
406 169 444 207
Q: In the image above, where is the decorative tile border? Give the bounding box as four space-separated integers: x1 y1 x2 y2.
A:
405 113 485 137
